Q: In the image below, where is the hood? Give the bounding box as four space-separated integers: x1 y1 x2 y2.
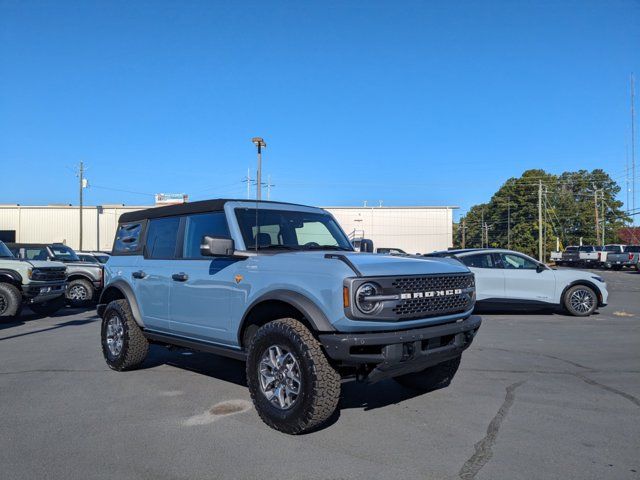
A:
343 253 469 276
552 268 604 283
64 261 103 269
272 251 470 277
26 260 67 269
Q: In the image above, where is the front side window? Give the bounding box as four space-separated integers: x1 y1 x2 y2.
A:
460 253 496 268
0 242 13 258
49 245 80 262
501 253 538 270
145 217 180 259
235 208 352 251
182 212 230 259
114 223 143 254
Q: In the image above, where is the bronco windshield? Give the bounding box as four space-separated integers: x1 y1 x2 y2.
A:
0 242 13 258
49 245 81 262
235 208 353 251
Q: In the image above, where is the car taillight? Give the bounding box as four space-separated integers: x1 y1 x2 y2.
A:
630 253 634 260
598 252 601 261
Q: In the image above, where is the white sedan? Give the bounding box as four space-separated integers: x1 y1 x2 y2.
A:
427 248 608 316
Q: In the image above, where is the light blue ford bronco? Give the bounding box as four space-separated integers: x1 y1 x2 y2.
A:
98 199 480 433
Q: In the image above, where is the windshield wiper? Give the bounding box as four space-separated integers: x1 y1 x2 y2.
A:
255 245 300 251
302 245 353 251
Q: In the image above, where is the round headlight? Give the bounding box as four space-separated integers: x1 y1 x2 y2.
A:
355 282 382 315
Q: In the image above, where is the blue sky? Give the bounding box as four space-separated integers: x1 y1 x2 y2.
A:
1 1 638 219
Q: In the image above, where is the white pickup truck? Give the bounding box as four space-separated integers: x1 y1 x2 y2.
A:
578 246 602 267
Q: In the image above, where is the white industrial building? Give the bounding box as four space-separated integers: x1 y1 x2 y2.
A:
0 203 457 254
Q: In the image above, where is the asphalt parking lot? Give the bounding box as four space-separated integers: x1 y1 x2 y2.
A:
1 268 639 480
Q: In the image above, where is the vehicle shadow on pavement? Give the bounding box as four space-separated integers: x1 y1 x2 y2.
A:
0 307 97 335
141 346 248 387
339 379 424 411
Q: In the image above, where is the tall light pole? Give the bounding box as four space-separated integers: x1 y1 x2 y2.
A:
252 137 266 200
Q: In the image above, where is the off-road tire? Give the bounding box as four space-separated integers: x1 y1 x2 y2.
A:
0 283 22 319
66 278 94 307
101 299 149 371
394 356 461 392
563 285 597 317
246 318 341 434
30 295 66 317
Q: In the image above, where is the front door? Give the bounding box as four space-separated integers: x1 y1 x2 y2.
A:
168 212 244 345
498 252 556 304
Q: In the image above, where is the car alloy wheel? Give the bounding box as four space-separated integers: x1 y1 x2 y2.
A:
258 344 302 410
105 314 124 357
569 288 595 314
68 284 88 301
0 293 7 315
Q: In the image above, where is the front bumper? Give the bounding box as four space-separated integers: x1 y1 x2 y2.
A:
23 281 66 303
318 315 481 383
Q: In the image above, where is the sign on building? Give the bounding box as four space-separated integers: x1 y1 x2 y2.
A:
155 193 188 205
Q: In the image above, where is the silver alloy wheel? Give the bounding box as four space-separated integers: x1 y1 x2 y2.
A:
258 345 302 410
68 284 88 301
570 288 595 314
0 294 7 315
105 314 124 357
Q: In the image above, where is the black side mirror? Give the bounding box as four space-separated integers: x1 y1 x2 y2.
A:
200 236 235 257
536 263 546 273
359 239 374 253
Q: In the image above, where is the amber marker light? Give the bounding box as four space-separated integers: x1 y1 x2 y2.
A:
343 286 350 308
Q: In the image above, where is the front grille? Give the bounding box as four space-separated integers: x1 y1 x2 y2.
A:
391 274 475 292
32 268 66 281
390 273 474 320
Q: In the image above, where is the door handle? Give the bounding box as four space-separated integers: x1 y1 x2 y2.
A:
132 270 146 279
172 272 189 282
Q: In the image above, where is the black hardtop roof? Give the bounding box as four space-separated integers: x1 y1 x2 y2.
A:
6 242 65 247
118 198 316 224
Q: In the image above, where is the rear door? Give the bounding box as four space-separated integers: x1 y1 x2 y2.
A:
168 212 244 345
499 252 556 304
133 217 180 333
459 253 505 301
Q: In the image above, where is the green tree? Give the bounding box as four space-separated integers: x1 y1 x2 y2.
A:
454 169 629 258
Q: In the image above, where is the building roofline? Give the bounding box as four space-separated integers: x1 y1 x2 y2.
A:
321 206 459 210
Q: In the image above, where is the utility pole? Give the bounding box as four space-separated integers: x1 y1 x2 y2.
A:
507 196 511 250
601 190 605 245
538 180 543 262
631 73 636 224
266 175 275 201
251 137 266 200
594 187 600 245
461 218 466 249
78 161 84 251
242 167 253 199
481 210 485 248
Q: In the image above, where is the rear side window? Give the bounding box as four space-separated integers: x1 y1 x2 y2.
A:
182 212 230 259
145 217 180 259
461 253 496 268
114 223 143 254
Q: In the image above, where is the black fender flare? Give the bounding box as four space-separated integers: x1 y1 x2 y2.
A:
560 280 603 305
238 289 335 343
97 280 144 327
0 269 22 285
